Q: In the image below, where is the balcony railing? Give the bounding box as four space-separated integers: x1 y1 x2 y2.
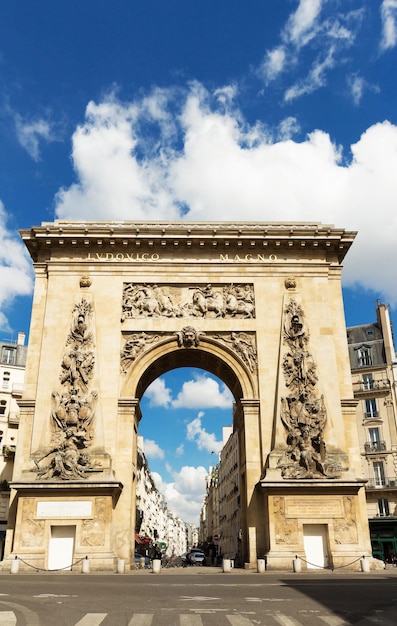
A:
353 379 391 395
364 441 387 453
365 477 397 489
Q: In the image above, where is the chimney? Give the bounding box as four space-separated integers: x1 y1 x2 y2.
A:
17 332 25 346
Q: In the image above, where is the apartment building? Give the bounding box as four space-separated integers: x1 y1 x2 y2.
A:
0 332 27 559
135 436 189 559
347 302 397 563
218 426 241 563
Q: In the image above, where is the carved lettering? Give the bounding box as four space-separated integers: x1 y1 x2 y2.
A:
87 252 160 261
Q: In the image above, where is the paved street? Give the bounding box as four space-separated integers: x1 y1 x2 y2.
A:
0 567 396 625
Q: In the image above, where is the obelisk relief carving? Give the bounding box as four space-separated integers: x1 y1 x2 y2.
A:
34 299 100 480
277 299 348 479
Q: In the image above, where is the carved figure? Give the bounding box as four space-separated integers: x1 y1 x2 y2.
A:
277 299 345 479
192 285 225 318
175 326 204 348
214 332 257 372
35 298 98 481
121 282 256 320
120 332 160 373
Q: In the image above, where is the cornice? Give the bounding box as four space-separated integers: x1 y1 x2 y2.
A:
19 219 357 264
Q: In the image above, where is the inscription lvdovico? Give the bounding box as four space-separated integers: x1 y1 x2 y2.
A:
285 498 343 518
85 252 278 262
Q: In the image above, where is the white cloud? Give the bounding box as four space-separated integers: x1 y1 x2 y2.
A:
143 438 165 460
176 444 184 456
380 0 397 50
0 202 34 333
257 2 363 98
14 115 58 161
145 378 172 408
152 465 208 524
284 0 323 47
186 414 223 455
284 46 336 102
172 374 233 409
46 85 397 311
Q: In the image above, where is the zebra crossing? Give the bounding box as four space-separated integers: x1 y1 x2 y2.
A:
0 611 396 626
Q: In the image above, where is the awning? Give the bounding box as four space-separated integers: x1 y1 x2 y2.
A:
135 534 144 545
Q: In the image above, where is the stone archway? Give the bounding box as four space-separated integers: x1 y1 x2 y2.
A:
118 330 258 565
5 220 374 571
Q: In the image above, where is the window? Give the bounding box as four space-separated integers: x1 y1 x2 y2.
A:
0 400 6 416
357 347 372 367
1 347 16 365
362 374 373 390
373 461 386 487
365 398 378 418
378 498 390 516
369 428 381 448
2 371 10 388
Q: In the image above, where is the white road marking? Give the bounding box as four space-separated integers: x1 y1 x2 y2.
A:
318 616 350 626
272 613 303 626
181 596 220 601
128 615 154 626
180 616 203 625
226 616 257 625
246 597 288 602
0 611 17 625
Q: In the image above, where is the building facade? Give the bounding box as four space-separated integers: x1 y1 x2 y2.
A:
0 333 27 559
347 303 397 563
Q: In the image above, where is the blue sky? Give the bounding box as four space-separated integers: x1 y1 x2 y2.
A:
1 1 397 524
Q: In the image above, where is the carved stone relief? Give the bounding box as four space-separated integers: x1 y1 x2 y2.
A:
120 332 161 373
81 497 107 547
273 497 299 545
21 499 45 548
34 299 99 480
214 332 257 372
334 496 358 544
120 328 257 376
277 299 348 479
121 283 255 320
175 326 205 348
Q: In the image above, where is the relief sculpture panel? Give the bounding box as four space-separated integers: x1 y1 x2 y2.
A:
121 283 255 320
34 299 100 480
277 299 348 479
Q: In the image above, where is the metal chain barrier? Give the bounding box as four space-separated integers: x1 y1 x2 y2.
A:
295 554 365 571
11 555 88 573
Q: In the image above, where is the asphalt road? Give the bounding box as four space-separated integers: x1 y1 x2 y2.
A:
0 567 396 625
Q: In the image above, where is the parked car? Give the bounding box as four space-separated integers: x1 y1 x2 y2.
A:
134 552 151 567
182 549 205 566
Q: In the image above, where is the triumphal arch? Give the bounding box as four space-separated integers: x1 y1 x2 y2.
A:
4 220 373 571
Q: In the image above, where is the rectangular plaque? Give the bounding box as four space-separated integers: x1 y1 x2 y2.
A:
36 500 92 518
285 497 342 519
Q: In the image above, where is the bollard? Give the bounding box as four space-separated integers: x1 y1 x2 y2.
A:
117 558 125 574
293 556 302 573
222 558 232 572
10 556 20 574
360 556 370 573
152 558 161 574
82 556 90 574
139 557 145 569
257 558 266 573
